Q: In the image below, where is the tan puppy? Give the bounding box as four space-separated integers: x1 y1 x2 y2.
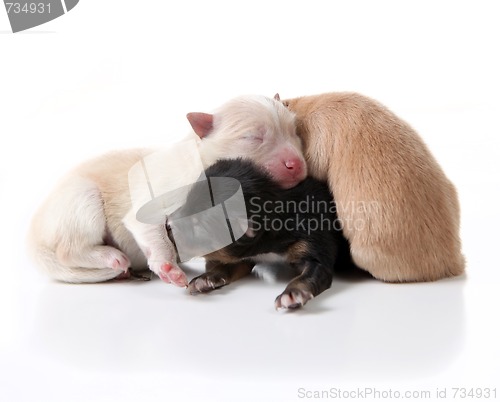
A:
28 95 306 285
283 92 465 282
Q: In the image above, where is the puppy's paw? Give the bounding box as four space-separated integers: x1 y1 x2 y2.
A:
114 270 132 280
188 272 228 295
275 289 313 310
106 250 130 272
156 263 188 287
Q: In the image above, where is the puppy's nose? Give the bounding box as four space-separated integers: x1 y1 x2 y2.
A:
284 158 303 176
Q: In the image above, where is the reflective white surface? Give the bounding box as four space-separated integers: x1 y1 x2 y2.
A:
2 234 499 402
1 1 500 401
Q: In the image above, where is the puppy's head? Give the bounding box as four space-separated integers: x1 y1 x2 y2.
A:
187 95 307 189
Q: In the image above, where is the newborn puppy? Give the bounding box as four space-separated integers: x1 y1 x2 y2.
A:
178 158 345 310
282 92 465 282
28 95 306 285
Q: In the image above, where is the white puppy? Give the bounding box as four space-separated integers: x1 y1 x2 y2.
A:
28 95 306 286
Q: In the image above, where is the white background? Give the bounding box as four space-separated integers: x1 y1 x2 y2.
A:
1 1 499 401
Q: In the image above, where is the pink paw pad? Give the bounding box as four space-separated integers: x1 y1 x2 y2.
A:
109 253 130 272
159 263 188 288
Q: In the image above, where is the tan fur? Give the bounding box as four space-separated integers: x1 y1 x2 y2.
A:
206 260 255 283
286 240 310 264
204 248 240 265
285 92 465 282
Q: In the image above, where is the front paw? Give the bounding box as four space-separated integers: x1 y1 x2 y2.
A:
155 263 188 287
275 288 313 310
188 272 228 295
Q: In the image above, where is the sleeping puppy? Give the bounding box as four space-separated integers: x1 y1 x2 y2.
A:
28 95 307 285
172 158 346 310
282 92 465 282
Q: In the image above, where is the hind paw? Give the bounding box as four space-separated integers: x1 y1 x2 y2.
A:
106 251 130 272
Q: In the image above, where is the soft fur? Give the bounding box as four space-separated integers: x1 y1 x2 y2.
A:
28 95 307 285
176 158 346 309
283 92 465 282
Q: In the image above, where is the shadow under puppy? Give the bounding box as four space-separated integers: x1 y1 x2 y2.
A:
168 158 349 310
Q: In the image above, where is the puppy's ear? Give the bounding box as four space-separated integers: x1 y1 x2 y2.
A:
274 93 290 108
186 112 214 138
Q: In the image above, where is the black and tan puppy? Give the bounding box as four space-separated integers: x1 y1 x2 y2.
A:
169 158 348 310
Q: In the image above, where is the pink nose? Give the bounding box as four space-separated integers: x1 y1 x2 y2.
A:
284 158 303 176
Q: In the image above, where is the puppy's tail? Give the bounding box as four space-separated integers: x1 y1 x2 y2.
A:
30 245 120 284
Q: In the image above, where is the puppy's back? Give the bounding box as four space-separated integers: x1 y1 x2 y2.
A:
286 92 464 282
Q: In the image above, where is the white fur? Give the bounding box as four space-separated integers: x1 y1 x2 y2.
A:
28 95 305 284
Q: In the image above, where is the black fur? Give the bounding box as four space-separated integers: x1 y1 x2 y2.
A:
172 158 350 309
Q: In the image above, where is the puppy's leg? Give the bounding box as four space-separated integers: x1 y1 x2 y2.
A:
56 244 130 272
275 260 334 310
30 177 130 283
188 260 255 294
123 211 187 287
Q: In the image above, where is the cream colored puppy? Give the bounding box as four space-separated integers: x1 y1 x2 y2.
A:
29 95 306 285
283 92 465 282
